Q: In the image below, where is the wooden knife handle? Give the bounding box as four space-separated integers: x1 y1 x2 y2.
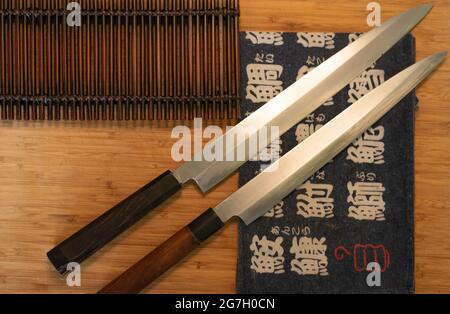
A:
98 208 224 294
47 170 182 274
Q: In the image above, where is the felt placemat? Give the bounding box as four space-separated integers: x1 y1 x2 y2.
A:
237 32 416 293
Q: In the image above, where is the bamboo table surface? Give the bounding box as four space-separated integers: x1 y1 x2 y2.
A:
0 0 449 294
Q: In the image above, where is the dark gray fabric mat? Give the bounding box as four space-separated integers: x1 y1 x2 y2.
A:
237 32 416 293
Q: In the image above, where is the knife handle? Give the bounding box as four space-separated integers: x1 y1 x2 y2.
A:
47 170 182 274
98 208 224 294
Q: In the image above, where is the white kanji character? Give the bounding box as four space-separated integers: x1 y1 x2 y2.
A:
296 180 334 218
347 126 385 164
290 236 328 276
347 181 386 221
246 32 284 46
297 32 335 49
246 64 283 103
348 68 385 104
250 235 285 274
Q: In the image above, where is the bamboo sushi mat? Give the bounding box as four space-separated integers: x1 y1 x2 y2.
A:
0 0 240 121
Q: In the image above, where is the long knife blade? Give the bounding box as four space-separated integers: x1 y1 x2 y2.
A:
213 51 447 224
174 4 433 192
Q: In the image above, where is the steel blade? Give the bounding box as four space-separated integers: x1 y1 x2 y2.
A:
213 52 446 224
173 4 433 192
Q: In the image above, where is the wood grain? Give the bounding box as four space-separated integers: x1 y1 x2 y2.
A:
98 227 201 294
47 170 182 274
0 0 450 293
99 208 224 294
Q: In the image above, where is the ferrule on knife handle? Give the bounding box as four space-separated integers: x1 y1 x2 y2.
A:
98 209 224 294
47 171 182 274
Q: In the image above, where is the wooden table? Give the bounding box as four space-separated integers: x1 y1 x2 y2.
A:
0 0 449 294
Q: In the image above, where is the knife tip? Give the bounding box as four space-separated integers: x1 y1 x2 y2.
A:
415 3 433 17
421 51 447 73
382 3 433 32
420 3 434 11
434 51 448 62
407 3 433 21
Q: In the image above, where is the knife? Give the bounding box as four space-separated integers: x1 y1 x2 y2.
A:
47 4 433 274
98 51 447 293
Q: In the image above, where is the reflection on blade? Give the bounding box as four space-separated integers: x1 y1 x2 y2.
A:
213 52 446 224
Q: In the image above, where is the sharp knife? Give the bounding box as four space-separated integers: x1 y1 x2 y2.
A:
47 4 433 274
98 51 447 294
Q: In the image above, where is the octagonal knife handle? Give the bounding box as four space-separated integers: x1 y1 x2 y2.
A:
98 208 224 294
47 170 182 274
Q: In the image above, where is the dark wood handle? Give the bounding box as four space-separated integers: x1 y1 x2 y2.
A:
98 209 224 294
47 171 182 274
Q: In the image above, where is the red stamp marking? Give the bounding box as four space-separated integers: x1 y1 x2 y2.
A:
334 244 390 272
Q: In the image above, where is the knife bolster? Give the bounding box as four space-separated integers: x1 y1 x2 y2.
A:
187 208 224 242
